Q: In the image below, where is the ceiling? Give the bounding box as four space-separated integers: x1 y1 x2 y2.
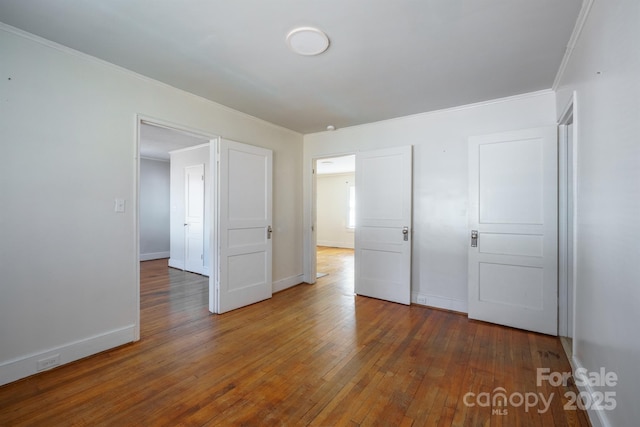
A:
0 1 583 134
139 123 209 161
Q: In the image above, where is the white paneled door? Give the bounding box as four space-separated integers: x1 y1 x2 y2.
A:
216 139 273 314
468 127 557 335
184 164 205 275
355 146 413 305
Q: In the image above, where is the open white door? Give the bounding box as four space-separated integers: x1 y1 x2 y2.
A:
468 127 557 335
355 146 412 305
184 164 205 274
216 139 273 314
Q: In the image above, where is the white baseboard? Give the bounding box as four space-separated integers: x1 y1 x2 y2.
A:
412 293 468 313
140 251 170 261
570 356 612 427
273 274 304 293
168 258 184 270
317 240 354 249
0 324 136 386
167 259 209 276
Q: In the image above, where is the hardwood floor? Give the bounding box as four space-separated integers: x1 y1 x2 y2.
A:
0 247 590 426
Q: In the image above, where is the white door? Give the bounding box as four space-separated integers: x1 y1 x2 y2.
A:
184 164 205 274
355 146 412 305
216 139 273 314
468 127 557 335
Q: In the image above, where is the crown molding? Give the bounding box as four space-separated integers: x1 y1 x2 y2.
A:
552 0 596 90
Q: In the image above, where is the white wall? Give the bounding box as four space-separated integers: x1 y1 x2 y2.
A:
317 173 355 249
304 91 557 311
0 25 303 385
168 145 210 274
140 158 170 261
555 1 640 426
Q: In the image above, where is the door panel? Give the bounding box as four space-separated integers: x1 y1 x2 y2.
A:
217 139 273 314
478 139 544 224
468 127 557 335
479 263 544 310
355 146 412 305
184 164 205 274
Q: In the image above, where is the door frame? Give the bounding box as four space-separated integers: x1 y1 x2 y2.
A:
134 114 219 341
306 152 356 284
557 92 578 343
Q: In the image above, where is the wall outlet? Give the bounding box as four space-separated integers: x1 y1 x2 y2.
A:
37 354 60 371
416 295 427 305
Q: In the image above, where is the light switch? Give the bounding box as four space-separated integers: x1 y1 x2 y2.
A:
114 198 126 213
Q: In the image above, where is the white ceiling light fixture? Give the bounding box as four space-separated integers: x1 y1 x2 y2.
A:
286 27 330 56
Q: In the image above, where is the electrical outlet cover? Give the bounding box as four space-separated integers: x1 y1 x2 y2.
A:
36 354 60 371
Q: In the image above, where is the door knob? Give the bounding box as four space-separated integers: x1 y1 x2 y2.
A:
402 226 409 241
471 230 478 247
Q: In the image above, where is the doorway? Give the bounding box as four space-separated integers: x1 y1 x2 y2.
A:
310 147 413 306
313 155 356 289
136 117 217 340
139 122 211 274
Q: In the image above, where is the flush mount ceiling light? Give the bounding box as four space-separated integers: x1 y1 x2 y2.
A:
286 27 330 56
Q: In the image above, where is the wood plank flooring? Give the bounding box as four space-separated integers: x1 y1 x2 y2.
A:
0 247 590 426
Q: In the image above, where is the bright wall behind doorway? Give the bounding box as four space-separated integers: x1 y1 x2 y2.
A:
317 172 355 249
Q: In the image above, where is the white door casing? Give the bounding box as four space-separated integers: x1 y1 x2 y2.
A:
566 122 575 337
558 111 576 338
184 164 205 274
216 139 273 314
468 127 558 335
355 146 413 305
